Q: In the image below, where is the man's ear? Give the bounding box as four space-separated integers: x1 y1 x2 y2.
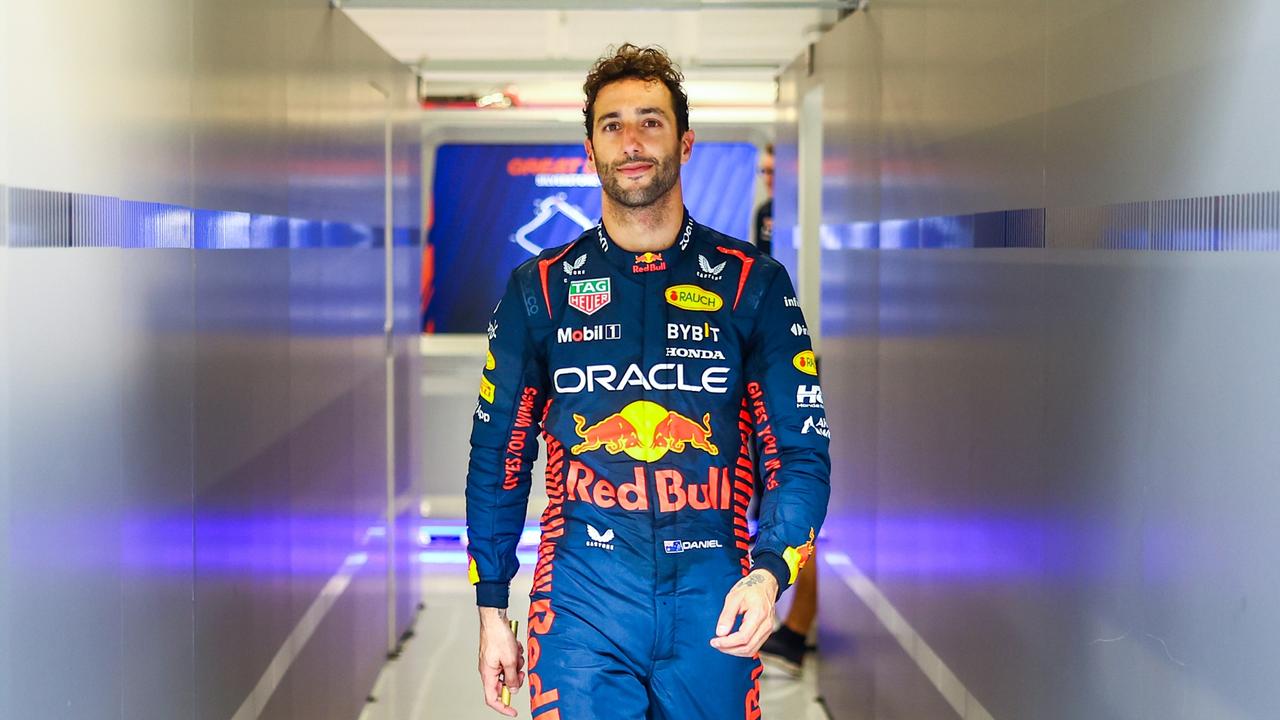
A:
583 138 596 173
680 129 695 164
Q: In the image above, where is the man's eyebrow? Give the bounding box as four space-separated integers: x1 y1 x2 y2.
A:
595 107 670 125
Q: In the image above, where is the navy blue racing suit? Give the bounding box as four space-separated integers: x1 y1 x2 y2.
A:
465 210 831 720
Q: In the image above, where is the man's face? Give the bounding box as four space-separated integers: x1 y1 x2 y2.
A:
761 152 775 196
585 77 694 209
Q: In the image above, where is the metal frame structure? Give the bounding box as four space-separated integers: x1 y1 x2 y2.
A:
334 0 861 10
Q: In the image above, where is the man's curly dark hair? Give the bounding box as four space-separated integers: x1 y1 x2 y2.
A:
582 43 690 140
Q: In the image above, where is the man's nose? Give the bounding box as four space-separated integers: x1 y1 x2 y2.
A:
621 124 643 155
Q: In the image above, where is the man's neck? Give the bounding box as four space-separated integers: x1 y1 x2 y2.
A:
601 188 685 253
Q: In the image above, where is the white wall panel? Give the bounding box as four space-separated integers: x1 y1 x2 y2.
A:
0 2 422 718
777 2 1280 718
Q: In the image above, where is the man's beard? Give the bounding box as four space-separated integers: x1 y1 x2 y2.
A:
599 149 681 208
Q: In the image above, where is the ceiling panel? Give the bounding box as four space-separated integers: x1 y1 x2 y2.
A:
346 7 831 68
343 5 838 114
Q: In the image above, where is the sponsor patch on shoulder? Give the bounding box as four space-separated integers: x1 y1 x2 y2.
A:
801 415 830 438
796 384 824 408
793 350 818 375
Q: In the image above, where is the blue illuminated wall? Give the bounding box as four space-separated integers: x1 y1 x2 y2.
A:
424 142 757 333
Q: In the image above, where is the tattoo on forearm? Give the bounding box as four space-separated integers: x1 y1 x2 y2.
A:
736 574 766 589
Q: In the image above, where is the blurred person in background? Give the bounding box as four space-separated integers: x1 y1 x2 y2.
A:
758 532 819 677
753 144 774 256
750 141 818 679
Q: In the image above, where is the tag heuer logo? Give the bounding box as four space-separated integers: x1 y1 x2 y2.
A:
568 278 611 315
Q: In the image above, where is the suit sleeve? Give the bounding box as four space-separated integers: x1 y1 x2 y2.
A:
465 271 548 608
744 265 831 597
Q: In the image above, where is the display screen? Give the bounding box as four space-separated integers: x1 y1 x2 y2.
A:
422 142 758 333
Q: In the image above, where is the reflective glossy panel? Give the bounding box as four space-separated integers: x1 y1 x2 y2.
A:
0 1 421 718
777 2 1280 718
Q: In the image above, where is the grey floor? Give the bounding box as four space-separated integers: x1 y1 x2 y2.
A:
360 563 827 720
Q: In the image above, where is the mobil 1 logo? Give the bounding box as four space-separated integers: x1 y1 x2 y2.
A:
557 323 621 344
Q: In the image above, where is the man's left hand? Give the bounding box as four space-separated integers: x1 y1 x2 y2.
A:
710 569 779 656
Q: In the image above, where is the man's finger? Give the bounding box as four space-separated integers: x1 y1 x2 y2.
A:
484 697 518 716
715 590 743 636
729 612 773 657
480 660 518 716
481 665 500 701
746 618 776 656
714 632 756 657
481 670 508 714
712 601 772 653
730 604 767 643
501 656 522 691
711 626 752 652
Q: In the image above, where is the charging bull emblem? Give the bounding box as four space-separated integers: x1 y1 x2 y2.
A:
782 528 817 584
572 400 717 462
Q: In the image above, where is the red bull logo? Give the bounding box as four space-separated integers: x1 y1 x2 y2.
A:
527 597 561 716
566 461 731 513
572 400 717 461
632 251 667 274
746 664 764 719
782 528 817 584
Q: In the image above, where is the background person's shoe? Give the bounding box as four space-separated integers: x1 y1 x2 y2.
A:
759 625 806 678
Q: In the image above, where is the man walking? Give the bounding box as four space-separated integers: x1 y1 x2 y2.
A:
466 44 831 719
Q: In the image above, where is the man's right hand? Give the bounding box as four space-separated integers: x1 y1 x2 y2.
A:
478 607 524 716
